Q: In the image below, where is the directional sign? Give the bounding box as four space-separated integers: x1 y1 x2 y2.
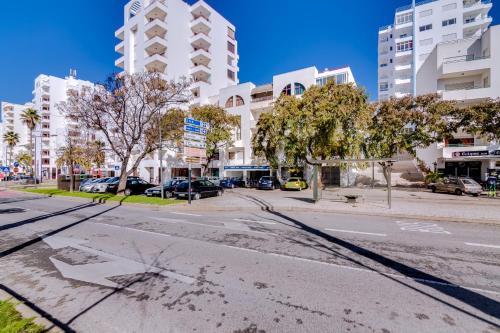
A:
184 117 209 129
184 125 207 135
184 132 206 142
2 167 10 173
184 147 207 158
184 139 207 149
42 235 195 289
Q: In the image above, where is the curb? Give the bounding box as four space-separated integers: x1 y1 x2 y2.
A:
10 190 500 226
0 286 66 333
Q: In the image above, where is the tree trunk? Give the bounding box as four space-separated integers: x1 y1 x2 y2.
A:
69 163 75 193
29 129 34 176
380 162 390 186
116 158 130 196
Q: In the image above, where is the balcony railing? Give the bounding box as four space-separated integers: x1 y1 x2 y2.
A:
443 54 490 64
251 95 273 103
379 25 392 32
396 0 438 12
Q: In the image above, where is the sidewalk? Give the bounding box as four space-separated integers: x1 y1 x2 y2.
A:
176 187 500 225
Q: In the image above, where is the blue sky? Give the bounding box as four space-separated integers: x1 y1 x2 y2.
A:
1 0 498 104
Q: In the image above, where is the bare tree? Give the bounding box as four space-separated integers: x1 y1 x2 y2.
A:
59 72 191 195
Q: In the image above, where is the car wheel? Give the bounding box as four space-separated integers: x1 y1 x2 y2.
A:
231 184 235 189
472 193 479 197
217 190 223 197
124 189 132 196
455 189 462 196
165 191 172 199
431 186 436 193
193 193 201 200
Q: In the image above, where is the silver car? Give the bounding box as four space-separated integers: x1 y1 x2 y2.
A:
429 177 483 196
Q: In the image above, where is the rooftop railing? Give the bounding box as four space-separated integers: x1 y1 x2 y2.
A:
442 54 490 64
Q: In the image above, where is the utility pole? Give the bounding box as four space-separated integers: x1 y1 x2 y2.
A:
412 0 417 97
159 124 164 199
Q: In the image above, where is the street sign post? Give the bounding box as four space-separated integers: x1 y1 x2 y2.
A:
183 117 209 205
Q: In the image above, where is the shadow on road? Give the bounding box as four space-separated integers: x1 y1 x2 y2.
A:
238 193 500 328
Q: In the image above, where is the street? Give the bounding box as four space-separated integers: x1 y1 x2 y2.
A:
1 190 499 333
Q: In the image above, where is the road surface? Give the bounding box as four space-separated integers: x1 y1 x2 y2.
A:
1 191 499 332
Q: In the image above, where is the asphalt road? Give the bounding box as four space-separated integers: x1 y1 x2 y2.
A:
0 191 499 333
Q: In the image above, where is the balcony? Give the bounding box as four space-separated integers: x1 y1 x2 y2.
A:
115 55 125 69
395 50 412 58
395 35 412 44
463 15 492 31
145 18 168 39
395 92 411 98
378 25 392 34
144 53 168 73
144 0 167 21
395 64 412 71
189 64 211 77
441 55 490 77
463 0 492 14
145 36 167 56
190 33 212 51
191 1 211 21
115 41 124 55
441 86 493 102
190 48 211 67
191 16 211 35
115 26 124 41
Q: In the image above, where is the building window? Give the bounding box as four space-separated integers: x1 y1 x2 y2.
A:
225 97 234 108
419 24 432 32
282 84 292 96
227 41 235 54
227 27 235 40
294 83 306 95
379 82 389 92
227 69 235 81
380 63 388 68
420 9 433 18
396 13 413 25
235 95 245 106
442 18 456 27
396 40 413 52
228 152 236 160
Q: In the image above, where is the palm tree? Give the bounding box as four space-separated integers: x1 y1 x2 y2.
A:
3 131 20 166
20 108 41 171
15 151 33 174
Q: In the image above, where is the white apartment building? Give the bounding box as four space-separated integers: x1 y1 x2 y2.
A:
0 102 33 168
378 0 493 100
31 72 104 180
378 0 499 182
115 0 239 105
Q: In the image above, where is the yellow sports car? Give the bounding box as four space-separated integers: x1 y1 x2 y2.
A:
283 177 308 191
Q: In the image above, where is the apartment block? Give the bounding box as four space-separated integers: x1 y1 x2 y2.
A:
378 0 493 100
115 0 239 105
0 102 33 167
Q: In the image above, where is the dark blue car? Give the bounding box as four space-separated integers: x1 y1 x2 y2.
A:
257 176 280 190
220 177 246 189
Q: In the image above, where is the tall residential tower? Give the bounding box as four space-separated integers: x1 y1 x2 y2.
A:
115 0 239 105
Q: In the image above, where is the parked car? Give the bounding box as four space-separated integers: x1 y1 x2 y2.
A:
174 180 223 200
282 177 308 191
257 176 281 190
106 177 155 196
145 179 180 198
92 177 118 193
198 176 221 186
19 176 39 185
429 177 483 196
220 177 246 189
79 178 99 192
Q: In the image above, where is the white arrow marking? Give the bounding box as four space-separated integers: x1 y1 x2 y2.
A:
43 235 195 288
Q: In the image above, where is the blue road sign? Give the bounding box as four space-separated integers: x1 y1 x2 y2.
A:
184 118 209 129
13 162 19 168
114 165 120 171
184 125 207 135
2 167 10 173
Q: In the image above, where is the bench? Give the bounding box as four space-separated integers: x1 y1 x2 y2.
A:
344 195 360 204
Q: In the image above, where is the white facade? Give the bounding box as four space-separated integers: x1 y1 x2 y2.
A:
115 0 239 105
378 0 493 100
0 102 33 167
31 73 96 180
216 66 356 181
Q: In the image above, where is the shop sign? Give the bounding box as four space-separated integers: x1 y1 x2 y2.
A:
224 166 270 171
453 151 489 157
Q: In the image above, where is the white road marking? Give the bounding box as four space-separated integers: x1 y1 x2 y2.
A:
465 242 500 250
170 212 202 217
396 221 451 235
233 218 276 225
143 217 267 235
97 223 171 238
222 243 500 296
150 217 187 224
325 228 387 237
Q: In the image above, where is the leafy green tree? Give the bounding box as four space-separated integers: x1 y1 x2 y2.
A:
3 131 20 166
15 151 33 173
364 94 458 182
253 81 373 185
56 137 88 192
20 108 41 168
460 99 500 141
190 105 239 175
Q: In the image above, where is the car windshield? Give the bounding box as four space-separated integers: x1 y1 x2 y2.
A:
261 177 272 181
106 177 120 183
288 178 300 182
461 179 477 185
164 180 175 186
